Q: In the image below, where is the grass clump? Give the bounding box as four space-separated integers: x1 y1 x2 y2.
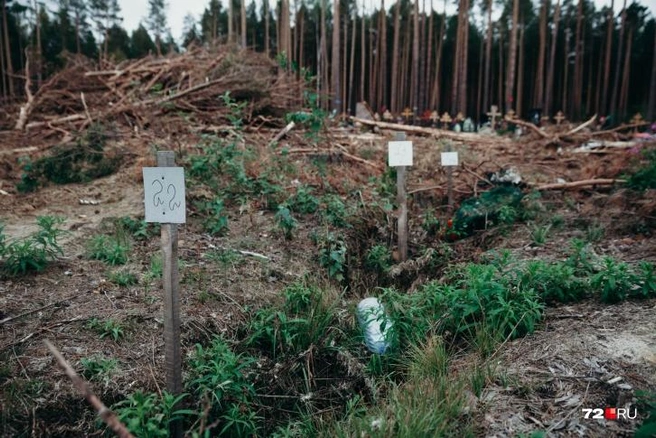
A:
275 205 298 240
86 317 125 342
80 356 119 386
108 270 138 287
626 148 656 191
113 391 193 438
87 234 129 265
317 233 347 282
0 216 65 278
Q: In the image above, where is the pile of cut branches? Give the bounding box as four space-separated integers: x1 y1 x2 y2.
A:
7 45 305 134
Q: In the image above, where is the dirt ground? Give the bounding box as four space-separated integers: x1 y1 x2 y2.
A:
1 121 656 437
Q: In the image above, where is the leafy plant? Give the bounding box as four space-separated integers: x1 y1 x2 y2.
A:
87 317 125 342
321 194 349 227
201 198 229 236
585 221 605 243
0 216 65 277
529 224 550 246
287 185 319 215
118 216 159 240
87 234 129 265
626 148 656 191
421 211 441 236
80 356 119 385
591 257 638 303
317 233 347 282
365 244 393 276
113 391 194 438
108 270 138 287
519 260 589 304
275 205 298 240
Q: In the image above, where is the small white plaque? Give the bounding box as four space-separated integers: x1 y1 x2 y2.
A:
441 152 459 167
388 141 413 167
143 167 186 223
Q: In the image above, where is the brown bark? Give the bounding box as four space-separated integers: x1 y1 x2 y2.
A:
430 4 445 110
264 0 270 54
391 0 401 112
648 29 656 121
228 0 234 43
320 0 328 107
378 0 387 111
535 0 548 108
572 0 584 117
411 0 419 112
241 0 247 47
342 17 347 113
419 0 426 111
618 26 633 118
2 0 13 96
348 4 356 111
506 0 519 112
601 0 614 114
517 22 525 117
610 0 627 117
332 0 341 112
426 0 434 110
483 0 493 112
459 0 468 113
545 0 561 116
360 0 365 102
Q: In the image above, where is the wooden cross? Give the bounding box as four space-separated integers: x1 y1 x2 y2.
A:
554 111 565 125
487 105 501 127
383 109 393 121
541 115 551 125
429 110 439 126
402 107 414 122
455 112 465 122
374 112 381 121
440 112 452 129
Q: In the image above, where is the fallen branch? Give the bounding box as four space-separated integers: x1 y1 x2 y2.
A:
0 293 83 326
14 55 34 131
44 339 135 438
284 147 383 170
269 121 295 146
535 178 625 191
408 185 444 195
504 116 550 139
565 114 597 136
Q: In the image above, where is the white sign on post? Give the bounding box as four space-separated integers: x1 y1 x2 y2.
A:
388 141 413 167
143 167 186 223
441 152 459 167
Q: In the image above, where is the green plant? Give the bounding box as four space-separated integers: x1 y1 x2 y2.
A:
108 270 138 287
520 260 589 304
0 216 65 277
497 205 517 224
565 239 597 274
87 234 129 265
317 233 347 282
626 148 656 191
585 221 605 243
635 390 656 438
421 211 441 236
113 391 194 438
87 317 125 341
201 198 229 236
365 244 393 276
321 194 349 227
287 185 319 215
636 262 656 298
591 257 637 303
187 336 259 436
275 205 298 240
148 254 163 279
80 356 118 385
529 224 550 246
220 91 247 130
551 214 565 229
118 216 159 240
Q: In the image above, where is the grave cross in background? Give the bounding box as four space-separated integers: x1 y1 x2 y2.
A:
554 111 565 125
455 112 465 122
506 109 516 120
487 105 501 127
430 111 439 127
383 110 393 122
440 112 452 129
402 107 414 123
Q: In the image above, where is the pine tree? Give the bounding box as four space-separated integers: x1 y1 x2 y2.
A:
131 24 156 57
146 0 168 55
182 13 200 48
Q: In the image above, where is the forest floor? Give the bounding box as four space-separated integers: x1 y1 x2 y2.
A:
1 50 656 438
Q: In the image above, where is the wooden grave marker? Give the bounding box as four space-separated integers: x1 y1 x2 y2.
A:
388 132 412 261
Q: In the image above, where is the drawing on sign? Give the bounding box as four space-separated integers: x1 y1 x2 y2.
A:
388 141 413 167
143 167 186 223
441 152 459 166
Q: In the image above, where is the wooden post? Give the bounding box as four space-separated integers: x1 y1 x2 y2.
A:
157 151 182 438
446 143 454 213
395 132 408 262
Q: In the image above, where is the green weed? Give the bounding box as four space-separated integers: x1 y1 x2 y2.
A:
421 211 441 236
80 356 119 385
287 185 319 215
321 194 349 227
117 216 159 240
113 391 194 438
87 234 129 265
591 257 637 303
365 244 393 276
86 317 125 342
0 216 65 277
108 270 138 287
585 221 605 243
200 198 229 236
275 206 298 240
317 233 347 282
529 224 550 246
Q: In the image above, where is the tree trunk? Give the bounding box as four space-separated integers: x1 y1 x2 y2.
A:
360 0 365 102
241 0 247 47
545 0 561 116
379 0 387 111
517 21 525 117
228 0 234 44
342 17 347 113
648 29 656 121
483 0 493 113
0 28 6 98
418 0 426 111
411 0 419 113
320 0 328 107
332 0 341 112
535 0 548 108
562 24 570 114
2 0 13 97
498 26 504 109
264 0 270 54
505 0 519 112
572 0 584 118
348 4 356 111
619 26 632 118
391 0 401 112
476 29 484 118
609 0 627 118
459 0 468 113
426 0 434 109
601 0 614 114
430 2 445 110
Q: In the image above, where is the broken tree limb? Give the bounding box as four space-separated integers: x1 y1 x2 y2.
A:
505 116 550 139
535 178 625 191
0 293 83 326
269 121 295 146
14 55 34 131
565 114 597 136
284 147 383 170
44 339 135 438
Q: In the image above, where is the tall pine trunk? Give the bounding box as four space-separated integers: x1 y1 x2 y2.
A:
535 0 548 108
241 0 247 47
505 0 519 112
228 0 234 43
572 0 584 117
411 0 419 112
360 0 365 102
348 4 356 111
264 0 270 54
545 0 561 116
426 0 434 109
391 0 401 112
483 0 493 112
517 21 525 116
378 0 387 111
601 0 614 114
648 30 656 121
618 26 633 118
609 0 627 118
332 0 341 112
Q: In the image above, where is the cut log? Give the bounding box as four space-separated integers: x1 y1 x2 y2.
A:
535 178 625 191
